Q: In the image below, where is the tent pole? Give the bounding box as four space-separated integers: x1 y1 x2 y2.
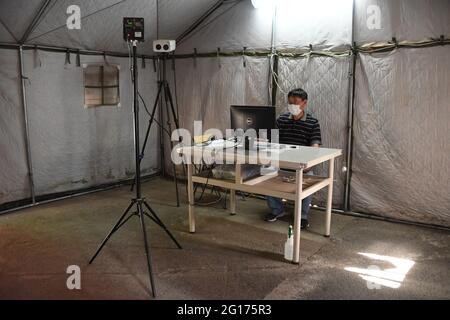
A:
18 45 36 204
344 52 356 211
270 55 279 106
157 58 166 176
269 2 278 106
343 0 356 211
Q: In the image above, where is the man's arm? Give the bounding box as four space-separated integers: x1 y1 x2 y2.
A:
310 120 322 147
305 122 322 172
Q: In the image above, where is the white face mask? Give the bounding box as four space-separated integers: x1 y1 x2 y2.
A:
288 104 301 116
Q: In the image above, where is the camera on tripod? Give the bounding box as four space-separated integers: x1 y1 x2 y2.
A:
123 17 145 42
90 17 182 298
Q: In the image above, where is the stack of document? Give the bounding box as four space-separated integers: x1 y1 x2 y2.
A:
206 139 237 149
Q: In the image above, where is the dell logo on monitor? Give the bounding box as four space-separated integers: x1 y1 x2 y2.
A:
246 118 253 125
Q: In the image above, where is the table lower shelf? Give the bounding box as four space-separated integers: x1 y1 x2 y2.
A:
192 170 330 201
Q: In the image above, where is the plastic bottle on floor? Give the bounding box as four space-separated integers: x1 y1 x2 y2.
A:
284 225 293 261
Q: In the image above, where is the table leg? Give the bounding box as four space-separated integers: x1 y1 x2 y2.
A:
230 190 236 215
325 157 335 237
230 164 241 215
293 169 303 264
187 163 195 233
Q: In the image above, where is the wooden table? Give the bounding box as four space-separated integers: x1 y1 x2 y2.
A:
178 142 342 263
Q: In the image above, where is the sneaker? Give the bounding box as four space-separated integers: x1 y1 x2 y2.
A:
301 219 310 229
264 212 285 222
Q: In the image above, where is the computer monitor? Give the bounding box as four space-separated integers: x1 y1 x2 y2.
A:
230 105 276 141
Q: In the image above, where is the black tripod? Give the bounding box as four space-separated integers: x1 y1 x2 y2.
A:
130 55 183 207
88 41 182 298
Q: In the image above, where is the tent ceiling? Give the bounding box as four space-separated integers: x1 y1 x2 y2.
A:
0 0 219 54
157 0 216 39
355 0 450 44
4 0 448 54
175 0 355 53
26 0 158 53
0 0 46 42
177 0 273 53
0 21 16 43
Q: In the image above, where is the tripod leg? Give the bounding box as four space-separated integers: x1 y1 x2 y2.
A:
164 82 180 130
172 161 180 207
130 124 151 192
116 212 138 231
163 83 180 207
131 82 165 192
143 211 161 226
165 82 188 197
143 200 182 249
89 201 135 264
165 89 188 190
168 134 180 207
137 201 156 297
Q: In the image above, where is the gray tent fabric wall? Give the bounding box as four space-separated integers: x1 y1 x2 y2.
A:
22 50 160 197
168 0 450 227
169 0 354 210
0 0 221 207
0 48 160 204
166 55 350 210
163 56 270 176
351 0 450 227
173 56 270 133
276 56 351 208
0 0 449 227
0 0 223 207
351 47 450 227
0 48 30 203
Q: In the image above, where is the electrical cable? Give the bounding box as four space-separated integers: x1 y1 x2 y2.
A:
192 137 240 205
269 53 288 95
356 38 450 54
193 162 224 206
268 48 353 101
127 40 172 138
196 164 212 202
172 53 180 121
138 92 172 137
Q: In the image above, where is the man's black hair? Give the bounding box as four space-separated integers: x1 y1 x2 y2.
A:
288 88 308 100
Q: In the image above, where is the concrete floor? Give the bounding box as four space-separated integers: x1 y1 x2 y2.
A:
0 177 449 300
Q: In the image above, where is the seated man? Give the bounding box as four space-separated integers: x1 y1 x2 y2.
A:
265 88 322 229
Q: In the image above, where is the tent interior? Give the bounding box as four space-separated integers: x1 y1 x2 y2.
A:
0 0 449 300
